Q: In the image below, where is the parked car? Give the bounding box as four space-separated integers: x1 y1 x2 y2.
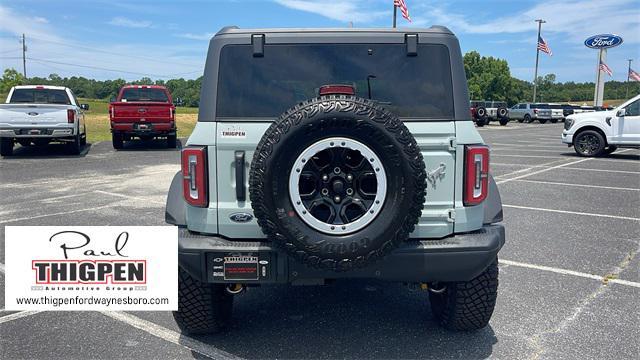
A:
470 100 488 126
509 102 552 123
0 85 87 156
562 94 640 156
165 26 505 334
486 101 510 126
109 85 177 149
547 103 566 123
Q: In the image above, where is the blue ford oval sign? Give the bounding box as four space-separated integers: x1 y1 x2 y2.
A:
584 34 623 49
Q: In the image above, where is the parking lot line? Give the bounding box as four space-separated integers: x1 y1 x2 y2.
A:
101 311 241 360
558 167 640 175
499 259 640 289
496 158 591 184
0 311 43 324
94 190 166 206
491 148 571 153
0 203 120 224
502 204 640 221
511 179 640 192
492 154 565 159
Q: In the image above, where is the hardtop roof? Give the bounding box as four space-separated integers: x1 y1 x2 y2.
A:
215 25 453 37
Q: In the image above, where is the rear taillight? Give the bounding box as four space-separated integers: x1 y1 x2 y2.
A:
67 109 75 123
319 84 355 96
464 145 489 206
533 109 539 114
181 147 208 207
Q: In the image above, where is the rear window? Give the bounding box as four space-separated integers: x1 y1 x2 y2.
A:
532 103 549 109
216 43 454 119
9 89 70 105
120 88 169 102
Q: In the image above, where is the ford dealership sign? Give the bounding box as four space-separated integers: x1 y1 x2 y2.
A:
584 34 623 49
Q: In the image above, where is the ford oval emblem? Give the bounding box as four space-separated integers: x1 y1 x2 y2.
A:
230 212 253 223
584 34 623 49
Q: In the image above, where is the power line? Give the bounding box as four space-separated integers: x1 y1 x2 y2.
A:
29 36 201 68
26 57 195 79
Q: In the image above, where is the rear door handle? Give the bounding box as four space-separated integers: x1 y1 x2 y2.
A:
235 151 246 201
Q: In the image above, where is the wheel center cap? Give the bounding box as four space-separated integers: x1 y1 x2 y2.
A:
332 179 345 194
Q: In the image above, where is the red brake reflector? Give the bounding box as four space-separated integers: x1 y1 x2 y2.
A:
181 147 208 207
319 84 355 96
464 145 489 206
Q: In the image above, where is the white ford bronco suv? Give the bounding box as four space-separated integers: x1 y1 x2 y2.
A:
562 94 640 156
165 26 505 334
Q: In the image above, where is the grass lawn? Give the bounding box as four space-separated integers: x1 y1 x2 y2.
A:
80 98 198 143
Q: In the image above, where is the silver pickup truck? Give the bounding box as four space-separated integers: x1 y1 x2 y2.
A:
0 85 87 156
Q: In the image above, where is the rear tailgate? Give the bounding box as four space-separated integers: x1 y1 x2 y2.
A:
214 121 456 240
0 104 71 126
111 103 173 122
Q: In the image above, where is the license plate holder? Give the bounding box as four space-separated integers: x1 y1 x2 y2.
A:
207 252 273 282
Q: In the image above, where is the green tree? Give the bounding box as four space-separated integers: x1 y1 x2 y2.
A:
0 68 25 93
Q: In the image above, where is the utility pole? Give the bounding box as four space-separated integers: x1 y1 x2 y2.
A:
392 4 397 28
626 59 633 99
21 34 27 78
532 19 545 103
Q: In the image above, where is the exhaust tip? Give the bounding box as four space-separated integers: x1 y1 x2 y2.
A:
225 283 245 295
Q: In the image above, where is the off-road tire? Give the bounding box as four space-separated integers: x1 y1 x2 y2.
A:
475 117 486 127
167 133 177 148
574 129 606 157
112 133 124 149
498 118 509 126
173 268 233 334
249 95 426 272
0 138 13 156
429 259 499 331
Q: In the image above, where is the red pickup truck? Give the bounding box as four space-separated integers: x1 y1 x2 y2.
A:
109 85 177 149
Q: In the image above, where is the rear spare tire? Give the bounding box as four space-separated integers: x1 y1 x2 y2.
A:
249 95 426 272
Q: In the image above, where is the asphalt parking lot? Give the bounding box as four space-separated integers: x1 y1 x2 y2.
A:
1 122 639 359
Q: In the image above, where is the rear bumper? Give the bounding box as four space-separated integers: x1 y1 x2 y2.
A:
178 224 505 284
111 121 175 135
0 127 75 138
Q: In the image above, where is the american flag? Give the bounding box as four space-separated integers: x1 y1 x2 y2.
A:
629 68 640 82
599 61 613 77
537 35 552 56
394 0 411 22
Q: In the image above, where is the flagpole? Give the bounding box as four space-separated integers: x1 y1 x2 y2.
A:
532 19 545 103
626 59 633 99
392 5 397 28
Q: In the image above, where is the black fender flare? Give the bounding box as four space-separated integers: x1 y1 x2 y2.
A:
483 174 503 224
165 171 187 226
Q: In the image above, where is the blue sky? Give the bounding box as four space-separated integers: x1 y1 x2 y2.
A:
1 0 639 82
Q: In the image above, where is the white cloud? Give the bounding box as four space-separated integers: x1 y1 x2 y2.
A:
176 32 215 41
415 0 640 44
108 16 153 29
274 0 386 23
33 16 48 24
0 6 203 80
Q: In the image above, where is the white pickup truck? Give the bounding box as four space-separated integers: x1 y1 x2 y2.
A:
0 85 87 156
562 94 640 156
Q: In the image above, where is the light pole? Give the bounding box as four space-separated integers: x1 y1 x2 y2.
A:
532 19 546 103
626 59 633 99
